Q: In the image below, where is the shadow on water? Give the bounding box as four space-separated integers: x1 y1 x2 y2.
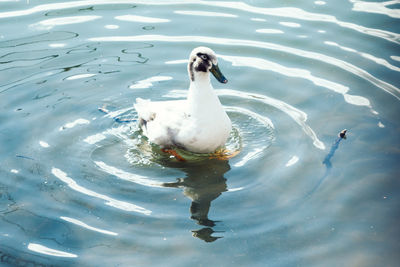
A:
303 130 347 200
161 158 230 243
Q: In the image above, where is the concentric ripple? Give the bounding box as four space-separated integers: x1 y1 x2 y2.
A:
87 100 275 168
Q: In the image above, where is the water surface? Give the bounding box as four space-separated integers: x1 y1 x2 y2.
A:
1 1 399 266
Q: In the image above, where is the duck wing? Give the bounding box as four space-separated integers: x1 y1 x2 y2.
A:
134 98 189 146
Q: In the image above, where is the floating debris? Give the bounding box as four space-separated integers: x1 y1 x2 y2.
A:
338 129 347 139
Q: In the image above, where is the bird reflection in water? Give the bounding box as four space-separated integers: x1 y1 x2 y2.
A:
161 158 230 242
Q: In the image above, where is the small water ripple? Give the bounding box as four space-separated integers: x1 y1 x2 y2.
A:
29 15 101 30
94 161 164 188
27 243 77 258
350 0 400 19
324 40 400 72
0 69 64 93
51 167 152 215
0 31 78 48
60 216 118 236
0 51 58 71
115 15 170 23
174 10 238 18
221 89 324 150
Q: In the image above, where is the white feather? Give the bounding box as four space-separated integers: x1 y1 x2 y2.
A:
134 47 231 153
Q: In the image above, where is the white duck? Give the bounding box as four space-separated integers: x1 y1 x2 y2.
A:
134 47 232 155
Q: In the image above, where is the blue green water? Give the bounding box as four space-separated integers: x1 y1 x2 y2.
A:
1 1 399 266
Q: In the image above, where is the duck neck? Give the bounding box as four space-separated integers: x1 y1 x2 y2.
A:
187 74 222 116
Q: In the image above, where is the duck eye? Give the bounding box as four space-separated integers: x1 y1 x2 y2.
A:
200 54 208 60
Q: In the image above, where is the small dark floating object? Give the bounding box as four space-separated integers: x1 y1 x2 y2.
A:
338 129 347 139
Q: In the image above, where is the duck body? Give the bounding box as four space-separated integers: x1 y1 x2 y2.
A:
134 47 231 154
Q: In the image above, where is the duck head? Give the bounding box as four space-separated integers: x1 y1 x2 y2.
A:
188 47 228 84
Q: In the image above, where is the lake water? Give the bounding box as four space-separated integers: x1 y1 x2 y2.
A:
1 1 399 266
